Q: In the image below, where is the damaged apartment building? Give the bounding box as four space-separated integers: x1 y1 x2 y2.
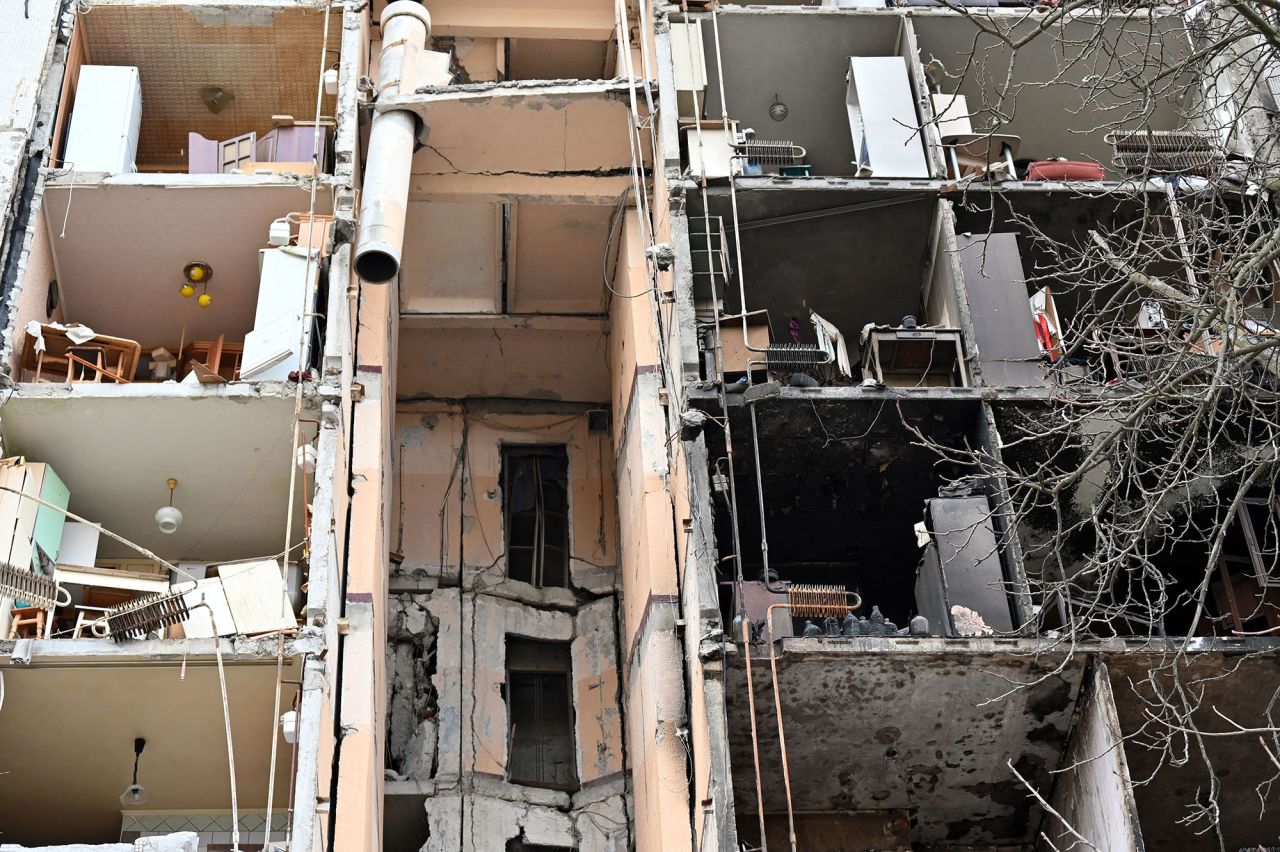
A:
4 0 1280 851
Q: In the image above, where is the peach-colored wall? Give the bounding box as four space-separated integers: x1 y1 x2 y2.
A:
608 206 694 852
393 405 616 587
6 209 61 376
335 190 397 852
397 319 611 402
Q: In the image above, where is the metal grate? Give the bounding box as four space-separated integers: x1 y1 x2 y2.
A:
1105 130 1224 176
738 139 806 170
764 342 827 372
105 590 192 642
0 562 59 610
789 584 852 618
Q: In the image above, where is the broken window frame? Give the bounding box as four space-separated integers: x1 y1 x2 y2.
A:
1235 497 1280 587
501 444 570 589
504 637 579 792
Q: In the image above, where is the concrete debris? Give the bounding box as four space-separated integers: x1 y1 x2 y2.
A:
387 594 440 781
951 605 994 636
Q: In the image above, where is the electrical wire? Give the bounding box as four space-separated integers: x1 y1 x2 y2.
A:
266 2 334 843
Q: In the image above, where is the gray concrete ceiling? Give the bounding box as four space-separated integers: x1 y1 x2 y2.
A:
695 187 939 351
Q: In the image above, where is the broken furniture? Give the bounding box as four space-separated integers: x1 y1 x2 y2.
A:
0 458 69 638
1209 498 1280 634
929 92 1019 179
188 118 333 175
240 222 323 381
942 132 1020 181
63 66 142 173
861 323 969 387
846 57 930 178
21 323 142 383
55 563 169 638
182 335 243 383
174 559 298 638
914 495 1015 636
1092 326 1172 383
955 233 1048 386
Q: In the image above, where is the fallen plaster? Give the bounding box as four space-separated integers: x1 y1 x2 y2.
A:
0 834 199 852
421 779 629 852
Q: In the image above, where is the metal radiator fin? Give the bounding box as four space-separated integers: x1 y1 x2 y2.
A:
789 584 851 618
739 139 805 169
1105 130 1223 176
0 562 59 610
106 590 192 642
764 343 826 372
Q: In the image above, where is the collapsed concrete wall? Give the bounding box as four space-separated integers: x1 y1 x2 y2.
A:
388 593 441 781
387 584 627 849
422 779 628 851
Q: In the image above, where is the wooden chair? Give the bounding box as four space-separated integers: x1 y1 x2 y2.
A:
7 604 47 638
21 324 141 383
184 334 243 382
72 586 138 638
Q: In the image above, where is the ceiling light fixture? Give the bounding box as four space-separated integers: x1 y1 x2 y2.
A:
155 479 183 535
768 94 788 122
181 261 213 308
120 737 149 806
199 86 235 115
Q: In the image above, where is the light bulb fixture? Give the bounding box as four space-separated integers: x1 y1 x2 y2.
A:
182 262 213 307
280 709 299 744
199 86 235 115
768 94 788 122
120 737 149 806
155 478 183 535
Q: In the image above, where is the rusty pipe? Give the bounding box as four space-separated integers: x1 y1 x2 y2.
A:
741 615 770 852
762 592 862 852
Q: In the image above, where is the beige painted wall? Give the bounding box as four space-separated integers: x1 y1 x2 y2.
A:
7 208 60 376
393 405 616 591
425 588 624 786
608 208 694 852
397 318 611 402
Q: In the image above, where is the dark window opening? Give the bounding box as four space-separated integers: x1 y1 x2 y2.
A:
503 445 570 588
506 638 578 791
506 842 573 852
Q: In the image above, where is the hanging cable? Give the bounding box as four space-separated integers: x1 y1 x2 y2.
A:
213 633 242 850
266 1 334 843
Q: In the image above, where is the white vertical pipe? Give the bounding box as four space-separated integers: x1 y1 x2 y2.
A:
354 1 431 283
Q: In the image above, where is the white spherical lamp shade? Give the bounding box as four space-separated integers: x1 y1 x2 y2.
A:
155 505 184 534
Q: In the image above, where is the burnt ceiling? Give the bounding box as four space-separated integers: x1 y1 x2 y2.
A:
724 645 1083 848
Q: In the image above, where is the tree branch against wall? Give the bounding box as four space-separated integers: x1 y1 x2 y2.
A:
915 2 1280 847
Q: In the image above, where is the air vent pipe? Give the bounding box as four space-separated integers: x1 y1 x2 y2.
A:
354 1 431 283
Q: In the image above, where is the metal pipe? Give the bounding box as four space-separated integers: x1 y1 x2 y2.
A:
760 594 861 852
354 1 431 283
740 615 770 851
